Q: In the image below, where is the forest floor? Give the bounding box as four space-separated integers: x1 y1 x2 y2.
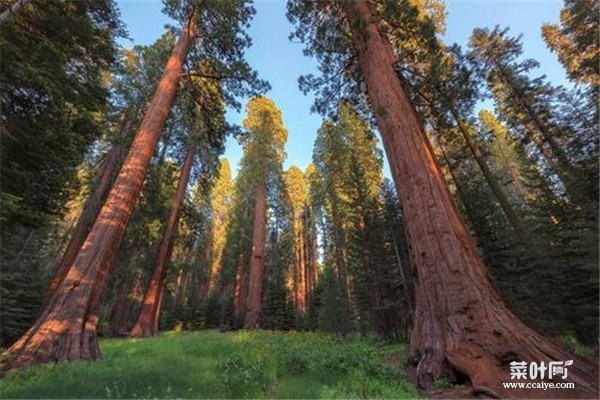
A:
0 330 421 399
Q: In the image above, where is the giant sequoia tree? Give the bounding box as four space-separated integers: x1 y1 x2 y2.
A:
1 0 266 369
288 0 598 396
206 159 234 291
284 166 310 313
43 30 178 302
130 60 231 338
241 97 288 329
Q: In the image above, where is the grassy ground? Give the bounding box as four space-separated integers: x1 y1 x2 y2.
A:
0 330 421 399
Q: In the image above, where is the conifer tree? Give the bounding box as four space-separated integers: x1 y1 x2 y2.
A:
0 0 123 348
206 159 234 291
241 97 288 329
284 166 310 313
469 26 597 210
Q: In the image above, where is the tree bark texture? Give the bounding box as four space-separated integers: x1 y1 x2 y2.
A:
341 1 598 397
243 177 267 329
233 251 246 320
294 219 307 312
45 107 138 304
0 18 196 370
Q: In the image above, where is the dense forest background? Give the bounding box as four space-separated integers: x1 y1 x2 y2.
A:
0 0 597 397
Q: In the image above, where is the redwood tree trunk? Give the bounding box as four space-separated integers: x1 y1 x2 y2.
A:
45 107 137 303
295 220 306 312
233 252 246 319
341 1 598 398
243 177 267 329
130 144 195 338
0 19 196 370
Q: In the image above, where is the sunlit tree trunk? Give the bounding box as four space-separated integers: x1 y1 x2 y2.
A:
45 107 138 304
130 144 195 338
0 18 196 370
294 219 307 312
243 178 267 329
341 1 598 397
233 252 246 319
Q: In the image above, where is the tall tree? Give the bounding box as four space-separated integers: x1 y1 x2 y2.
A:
45 107 139 304
130 56 231 338
206 159 234 291
284 166 310 313
45 31 178 303
542 0 599 88
241 97 288 329
312 102 408 339
469 26 596 210
288 1 598 396
129 142 196 338
2 0 266 369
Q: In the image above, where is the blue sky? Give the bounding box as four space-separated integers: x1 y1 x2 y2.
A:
115 0 568 176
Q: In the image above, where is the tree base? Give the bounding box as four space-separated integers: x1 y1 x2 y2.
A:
129 323 157 339
407 307 599 399
1 321 101 373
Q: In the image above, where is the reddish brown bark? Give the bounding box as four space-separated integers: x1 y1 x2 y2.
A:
341 1 598 398
45 107 138 304
243 177 267 329
307 208 319 295
0 19 196 370
233 252 246 319
130 144 195 338
294 220 307 312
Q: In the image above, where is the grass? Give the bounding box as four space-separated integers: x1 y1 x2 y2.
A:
0 330 421 399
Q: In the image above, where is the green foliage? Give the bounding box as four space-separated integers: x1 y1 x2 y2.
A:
311 103 410 339
0 0 123 226
316 267 352 336
466 28 599 342
542 0 599 87
557 332 595 358
218 354 270 397
0 226 51 346
433 377 463 390
0 331 420 399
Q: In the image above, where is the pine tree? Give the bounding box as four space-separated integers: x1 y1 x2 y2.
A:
542 0 599 88
468 26 596 211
